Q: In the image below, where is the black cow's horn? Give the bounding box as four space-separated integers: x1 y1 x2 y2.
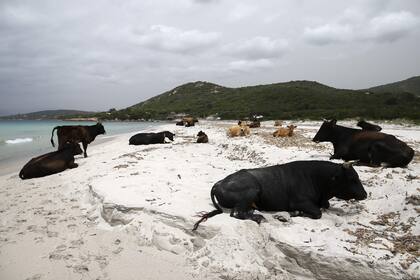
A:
342 162 352 169
343 160 359 168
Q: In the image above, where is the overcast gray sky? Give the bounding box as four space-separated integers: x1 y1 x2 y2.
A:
1 0 419 115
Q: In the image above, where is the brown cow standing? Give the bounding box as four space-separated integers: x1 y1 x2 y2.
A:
50 122 106 158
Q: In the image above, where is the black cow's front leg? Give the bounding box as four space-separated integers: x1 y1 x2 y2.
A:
290 202 322 219
368 141 392 167
321 200 330 209
67 158 78 169
68 162 78 169
82 142 88 158
330 145 348 160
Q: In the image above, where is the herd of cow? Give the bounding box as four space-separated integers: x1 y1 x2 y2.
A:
18 119 415 232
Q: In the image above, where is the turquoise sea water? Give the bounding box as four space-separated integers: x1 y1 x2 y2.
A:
0 120 161 174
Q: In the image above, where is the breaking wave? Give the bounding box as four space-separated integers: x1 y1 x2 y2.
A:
5 138 33 144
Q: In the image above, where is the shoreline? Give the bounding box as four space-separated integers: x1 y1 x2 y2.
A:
0 119 164 177
0 120 419 279
0 134 119 177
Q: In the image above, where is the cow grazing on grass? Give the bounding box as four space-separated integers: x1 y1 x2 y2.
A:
51 123 105 158
19 143 83 180
313 119 414 167
129 131 175 145
273 125 297 137
193 161 367 230
357 120 382 132
197 131 208 143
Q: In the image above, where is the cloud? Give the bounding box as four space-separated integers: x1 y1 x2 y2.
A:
193 0 219 3
223 36 288 60
228 4 257 21
0 3 44 27
304 24 352 45
366 11 419 42
227 59 274 72
1 0 419 115
304 11 419 45
134 25 220 54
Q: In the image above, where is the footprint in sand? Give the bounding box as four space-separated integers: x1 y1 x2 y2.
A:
67 224 77 231
34 236 44 243
72 264 89 274
112 247 124 255
47 231 59 238
24 274 43 280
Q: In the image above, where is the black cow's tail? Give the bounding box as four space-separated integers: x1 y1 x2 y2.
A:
192 185 223 231
50 126 58 147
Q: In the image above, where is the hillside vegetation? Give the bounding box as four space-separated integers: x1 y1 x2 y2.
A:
95 80 420 121
0 110 95 120
368 76 420 96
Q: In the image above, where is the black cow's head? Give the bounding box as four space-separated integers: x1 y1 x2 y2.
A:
63 142 83 156
332 163 367 201
197 130 206 137
96 122 106 135
163 131 175 141
312 119 336 143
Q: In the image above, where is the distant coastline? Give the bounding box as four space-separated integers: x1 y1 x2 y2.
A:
63 117 99 122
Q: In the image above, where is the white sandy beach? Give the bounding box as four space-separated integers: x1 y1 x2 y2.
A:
0 120 419 280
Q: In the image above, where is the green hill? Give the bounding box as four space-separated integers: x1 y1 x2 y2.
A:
367 76 420 96
96 80 420 121
0 110 95 120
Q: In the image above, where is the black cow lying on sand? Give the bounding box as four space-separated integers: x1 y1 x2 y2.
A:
51 122 106 158
248 120 261 128
129 131 175 145
313 119 414 167
197 131 208 143
19 143 83 180
193 160 367 230
357 120 382 132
